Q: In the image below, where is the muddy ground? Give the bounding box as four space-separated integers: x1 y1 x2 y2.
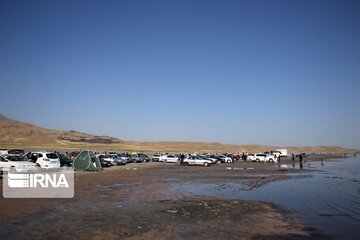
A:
0 156 338 240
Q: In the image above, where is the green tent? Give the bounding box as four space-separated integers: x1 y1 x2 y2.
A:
73 150 102 171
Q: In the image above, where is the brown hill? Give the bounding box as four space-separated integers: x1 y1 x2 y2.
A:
0 114 358 153
0 114 122 148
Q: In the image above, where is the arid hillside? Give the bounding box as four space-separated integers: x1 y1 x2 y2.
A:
0 114 122 148
0 114 358 153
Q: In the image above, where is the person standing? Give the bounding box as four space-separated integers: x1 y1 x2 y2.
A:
299 154 303 169
179 153 185 165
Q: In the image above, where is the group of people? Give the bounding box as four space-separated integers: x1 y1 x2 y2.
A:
291 153 307 168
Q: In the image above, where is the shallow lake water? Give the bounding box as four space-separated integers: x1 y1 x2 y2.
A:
172 156 360 240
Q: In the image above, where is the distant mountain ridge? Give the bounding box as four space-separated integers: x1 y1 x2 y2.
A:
0 114 358 153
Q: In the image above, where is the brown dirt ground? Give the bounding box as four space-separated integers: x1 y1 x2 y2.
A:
0 157 336 240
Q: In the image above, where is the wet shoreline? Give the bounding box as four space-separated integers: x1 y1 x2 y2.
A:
0 155 354 239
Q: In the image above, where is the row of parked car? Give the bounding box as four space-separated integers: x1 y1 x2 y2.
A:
157 152 281 165
0 148 285 173
94 153 234 167
152 153 234 166
97 153 151 167
0 151 73 173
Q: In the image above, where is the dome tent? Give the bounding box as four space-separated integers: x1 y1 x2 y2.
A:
73 150 102 171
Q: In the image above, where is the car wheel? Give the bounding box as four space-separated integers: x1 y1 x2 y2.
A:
269 159 273 163
256 159 260 162
227 160 231 163
164 160 167 163
9 167 16 173
204 162 209 167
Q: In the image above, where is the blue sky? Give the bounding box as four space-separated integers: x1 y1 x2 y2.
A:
0 0 359 148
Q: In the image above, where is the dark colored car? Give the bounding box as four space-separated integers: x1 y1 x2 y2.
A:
100 158 113 167
129 154 150 163
58 154 73 167
138 153 150 162
113 156 127 165
116 153 130 163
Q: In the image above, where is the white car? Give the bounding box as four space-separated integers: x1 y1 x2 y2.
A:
247 154 255 161
253 154 277 163
204 155 220 163
162 155 178 163
199 155 217 164
218 155 233 163
27 152 61 169
0 154 37 173
159 155 167 162
151 154 161 162
183 156 212 166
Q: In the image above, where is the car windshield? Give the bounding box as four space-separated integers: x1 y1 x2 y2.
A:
46 153 58 159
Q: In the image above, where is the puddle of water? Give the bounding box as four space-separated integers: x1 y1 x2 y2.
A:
172 157 360 240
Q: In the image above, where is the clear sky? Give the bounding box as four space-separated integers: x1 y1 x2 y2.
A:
0 0 359 149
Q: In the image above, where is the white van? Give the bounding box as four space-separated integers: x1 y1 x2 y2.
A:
276 149 288 157
27 152 60 169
